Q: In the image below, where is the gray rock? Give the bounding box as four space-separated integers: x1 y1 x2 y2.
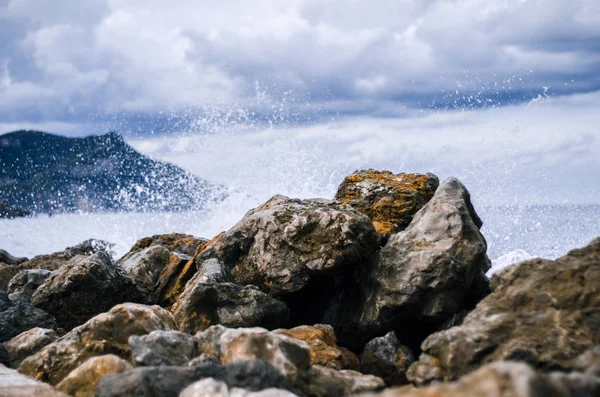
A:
7 269 53 302
0 290 58 343
0 363 69 397
173 281 289 334
130 330 198 367
360 332 415 386
30 251 145 330
186 354 220 366
304 365 384 396
2 327 59 368
0 249 28 266
180 378 299 397
118 245 171 295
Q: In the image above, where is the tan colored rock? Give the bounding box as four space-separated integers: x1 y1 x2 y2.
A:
117 245 170 295
305 365 384 396
18 303 176 385
56 354 133 397
334 170 438 236
2 328 59 368
127 233 208 257
0 363 69 397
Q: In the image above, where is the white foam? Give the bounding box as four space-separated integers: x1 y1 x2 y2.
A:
488 249 534 276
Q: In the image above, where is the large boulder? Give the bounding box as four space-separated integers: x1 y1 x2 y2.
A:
7 269 53 302
334 170 438 236
0 249 28 265
0 290 58 342
173 281 289 334
18 303 176 385
129 330 198 367
30 251 145 330
2 327 59 368
407 238 600 385
360 332 415 386
117 245 171 295
0 364 69 397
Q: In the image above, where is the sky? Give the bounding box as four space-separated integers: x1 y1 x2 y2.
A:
1 0 599 205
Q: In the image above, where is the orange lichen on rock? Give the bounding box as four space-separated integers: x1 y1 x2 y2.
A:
131 233 207 257
335 169 439 236
274 324 359 370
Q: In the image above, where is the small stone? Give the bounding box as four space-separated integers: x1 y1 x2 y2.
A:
360 332 415 386
56 354 133 397
129 330 198 367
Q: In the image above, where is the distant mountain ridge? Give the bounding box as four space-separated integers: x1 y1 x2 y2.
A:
0 130 222 214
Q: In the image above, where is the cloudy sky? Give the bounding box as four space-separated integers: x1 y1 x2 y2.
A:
1 0 599 205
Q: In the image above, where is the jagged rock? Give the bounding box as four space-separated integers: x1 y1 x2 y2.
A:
96 360 296 397
128 233 208 257
180 378 299 397
18 239 114 271
0 290 58 342
30 251 145 330
18 303 176 385
55 354 133 397
362 361 600 397
2 327 59 368
273 325 359 370
130 330 198 367
7 269 53 302
173 281 289 334
118 245 170 295
0 249 28 266
304 365 384 396
334 170 439 236
407 238 600 385
360 332 415 386
0 364 69 396
195 195 379 297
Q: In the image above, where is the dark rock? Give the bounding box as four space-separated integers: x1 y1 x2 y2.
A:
0 263 20 291
7 269 53 302
0 199 30 218
0 344 9 367
360 332 415 386
407 238 600 385
18 303 176 385
129 330 198 367
30 251 145 330
117 245 170 295
0 290 58 343
2 327 59 368
173 281 289 334
152 252 196 307
0 249 28 266
17 238 113 272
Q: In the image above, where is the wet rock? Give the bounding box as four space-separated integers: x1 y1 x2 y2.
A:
0 249 28 266
0 290 58 342
56 354 133 397
362 361 600 397
2 327 59 368
360 332 415 386
173 281 289 334
130 330 198 367
18 303 176 385
407 238 600 385
0 363 69 397
128 233 208 257
195 195 379 297
180 378 299 397
7 269 53 302
304 365 384 396
30 251 145 330
118 245 171 295
334 170 439 237
273 325 359 370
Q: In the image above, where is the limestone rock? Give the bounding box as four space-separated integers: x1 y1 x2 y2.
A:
180 378 299 397
18 303 176 385
56 354 133 397
30 251 145 330
2 328 59 368
118 245 171 295
273 325 359 370
407 238 600 385
0 364 69 397
127 233 208 257
173 281 289 334
334 170 439 236
305 365 384 396
7 269 53 302
130 330 198 367
360 332 415 386
0 290 58 343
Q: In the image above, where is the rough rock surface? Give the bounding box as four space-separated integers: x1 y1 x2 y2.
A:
7 269 53 302
362 361 600 397
18 303 176 385
0 364 69 397
130 330 198 367
0 290 58 343
30 251 145 330
407 238 600 385
305 365 384 396
180 378 298 397
127 233 208 257
2 327 59 368
0 263 20 291
18 239 114 271
118 245 170 295
55 354 133 397
334 170 439 236
273 325 359 370
173 281 289 334
195 195 379 296
360 332 415 386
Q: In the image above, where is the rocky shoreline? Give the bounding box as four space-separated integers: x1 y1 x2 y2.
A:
0 169 598 397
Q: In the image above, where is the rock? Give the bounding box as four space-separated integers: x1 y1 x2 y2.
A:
0 363 69 397
360 332 415 386
2 328 59 368
0 263 20 291
0 290 58 343
55 354 133 397
18 238 114 271
305 365 384 396
7 269 53 302
273 325 359 370
152 252 195 307
0 345 9 367
118 245 171 295
571 346 600 377
195 195 379 297
195 325 228 358
18 303 176 385
173 281 289 334
130 330 198 367
362 361 600 397
187 354 220 366
0 249 28 266
180 378 299 397
0 200 30 218
334 170 439 237
127 233 208 257
30 251 145 330
407 238 600 385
